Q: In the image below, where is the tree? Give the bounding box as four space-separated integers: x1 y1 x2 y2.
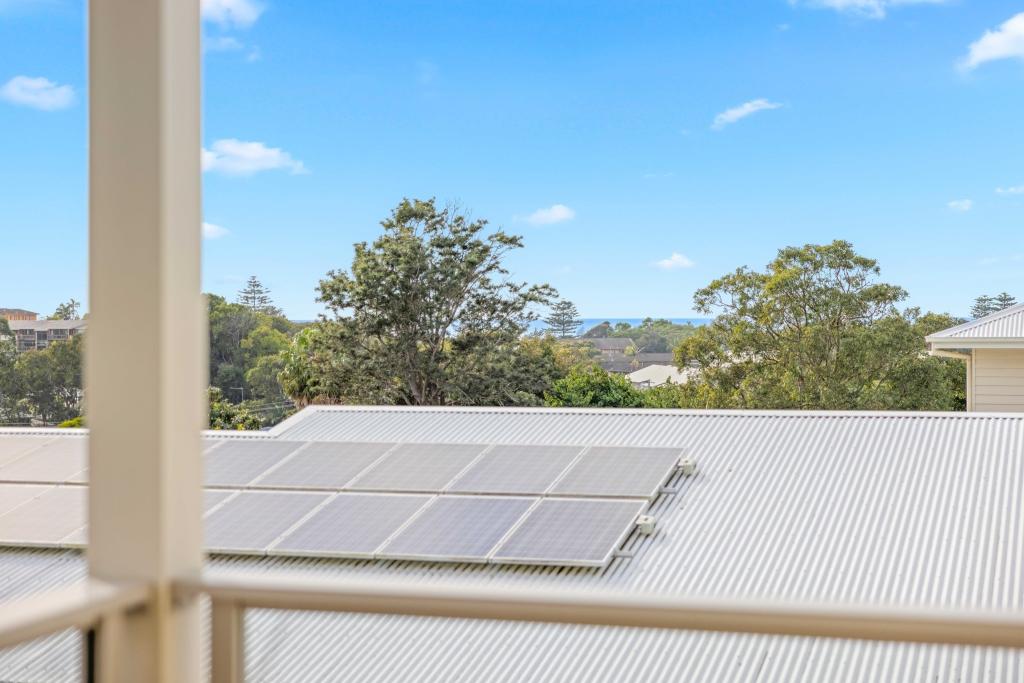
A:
302 198 555 406
970 295 996 319
582 321 612 338
994 292 1017 311
674 241 964 410
545 365 643 408
13 334 83 423
544 300 584 338
0 317 11 338
207 387 262 430
236 276 280 315
49 299 81 320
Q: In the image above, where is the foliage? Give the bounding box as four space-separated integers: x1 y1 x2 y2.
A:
237 276 282 316
58 416 84 428
580 318 697 352
303 198 555 405
49 299 81 320
6 334 83 424
544 300 584 338
673 241 965 410
208 293 299 404
581 321 612 338
971 292 1017 319
0 317 11 337
545 365 644 408
207 387 263 430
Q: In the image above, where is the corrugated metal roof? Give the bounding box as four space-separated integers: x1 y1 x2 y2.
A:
927 303 1024 343
3 407 1024 681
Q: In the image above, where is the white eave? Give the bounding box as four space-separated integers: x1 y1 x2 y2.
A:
925 303 1024 351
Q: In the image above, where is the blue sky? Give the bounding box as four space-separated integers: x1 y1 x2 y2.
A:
1 0 1023 320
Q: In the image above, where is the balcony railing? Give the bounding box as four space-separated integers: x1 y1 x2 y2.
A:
3 574 1024 683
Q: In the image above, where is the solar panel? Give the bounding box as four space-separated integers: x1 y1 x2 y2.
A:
380 496 535 563
551 446 681 499
0 438 87 484
0 486 87 545
348 443 487 492
491 498 646 567
204 489 234 513
271 493 431 557
205 491 328 553
254 442 395 489
448 445 584 495
0 437 52 468
0 483 52 516
204 440 305 487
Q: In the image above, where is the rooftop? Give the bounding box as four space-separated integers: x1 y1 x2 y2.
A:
2 406 1023 681
927 303 1024 348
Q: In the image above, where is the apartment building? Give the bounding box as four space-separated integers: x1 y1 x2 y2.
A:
7 319 86 353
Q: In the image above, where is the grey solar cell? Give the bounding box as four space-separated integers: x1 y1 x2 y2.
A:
0 438 87 483
0 483 52 517
0 437 52 468
255 442 395 489
380 496 535 562
448 445 584 495
272 493 431 557
204 489 234 513
491 498 645 567
205 491 328 553
0 486 87 545
348 443 487 492
204 440 305 487
551 446 681 499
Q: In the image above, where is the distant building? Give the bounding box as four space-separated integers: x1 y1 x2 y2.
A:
8 319 86 353
573 340 679 374
926 303 1024 412
0 308 38 322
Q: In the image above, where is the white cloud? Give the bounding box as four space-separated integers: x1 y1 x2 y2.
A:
202 139 307 176
202 222 230 239
204 35 244 52
0 76 73 111
526 204 575 225
947 199 973 212
201 0 263 29
654 252 695 270
711 99 782 130
996 185 1024 195
790 0 947 20
959 13 1024 72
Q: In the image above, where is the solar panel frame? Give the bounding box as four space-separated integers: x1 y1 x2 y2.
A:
491 498 646 568
0 438 88 484
270 492 432 558
379 495 537 563
204 440 307 487
205 490 329 554
447 445 585 495
347 443 489 493
0 486 87 547
253 441 398 490
550 446 682 499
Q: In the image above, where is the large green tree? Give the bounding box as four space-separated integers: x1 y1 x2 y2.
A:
544 300 584 338
545 365 643 408
296 198 555 406
12 334 83 423
49 299 81 320
674 241 964 410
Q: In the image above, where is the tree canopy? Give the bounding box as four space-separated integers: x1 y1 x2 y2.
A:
286 198 556 406
49 299 81 321
544 300 583 338
672 241 964 410
971 292 1017 319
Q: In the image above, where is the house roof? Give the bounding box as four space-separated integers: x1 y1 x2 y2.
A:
626 364 691 386
926 303 1024 349
580 337 633 351
7 319 87 332
2 406 1024 681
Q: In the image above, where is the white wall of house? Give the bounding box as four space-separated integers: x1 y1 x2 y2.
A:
972 349 1024 413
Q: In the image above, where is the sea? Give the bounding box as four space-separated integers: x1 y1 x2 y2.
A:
528 318 711 334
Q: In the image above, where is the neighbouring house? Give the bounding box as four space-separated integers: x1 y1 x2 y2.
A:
574 340 677 374
926 303 1024 412
8 318 87 353
0 308 38 322
627 363 693 388
1 405 1023 681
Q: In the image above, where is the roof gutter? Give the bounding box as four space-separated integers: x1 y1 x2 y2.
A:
927 347 971 361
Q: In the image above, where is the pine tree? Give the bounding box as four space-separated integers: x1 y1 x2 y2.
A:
970 295 996 319
993 292 1017 312
237 276 274 313
544 300 584 338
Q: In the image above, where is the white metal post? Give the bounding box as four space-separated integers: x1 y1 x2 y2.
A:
87 0 204 680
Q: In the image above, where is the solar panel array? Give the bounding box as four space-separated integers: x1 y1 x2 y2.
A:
0 437 687 568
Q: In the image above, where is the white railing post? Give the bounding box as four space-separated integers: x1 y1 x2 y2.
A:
211 599 245 683
87 0 204 680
